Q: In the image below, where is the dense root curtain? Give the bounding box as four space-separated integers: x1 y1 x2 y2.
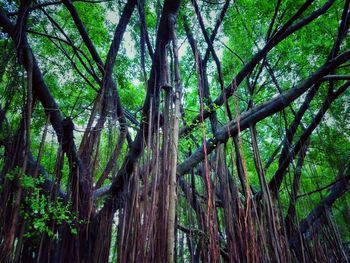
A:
0 0 350 262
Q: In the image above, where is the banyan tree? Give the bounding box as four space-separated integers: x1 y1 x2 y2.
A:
0 0 350 262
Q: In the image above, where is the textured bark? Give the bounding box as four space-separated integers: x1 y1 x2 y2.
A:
90 2 181 261
167 23 182 263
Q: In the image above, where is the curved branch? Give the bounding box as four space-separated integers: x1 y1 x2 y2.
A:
180 0 336 137
176 50 350 177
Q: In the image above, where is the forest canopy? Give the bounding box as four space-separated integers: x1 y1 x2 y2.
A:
0 0 350 262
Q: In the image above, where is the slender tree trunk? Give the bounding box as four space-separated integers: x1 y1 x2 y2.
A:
167 22 182 263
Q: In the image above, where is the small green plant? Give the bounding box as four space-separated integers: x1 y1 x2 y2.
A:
20 175 77 239
4 168 21 181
